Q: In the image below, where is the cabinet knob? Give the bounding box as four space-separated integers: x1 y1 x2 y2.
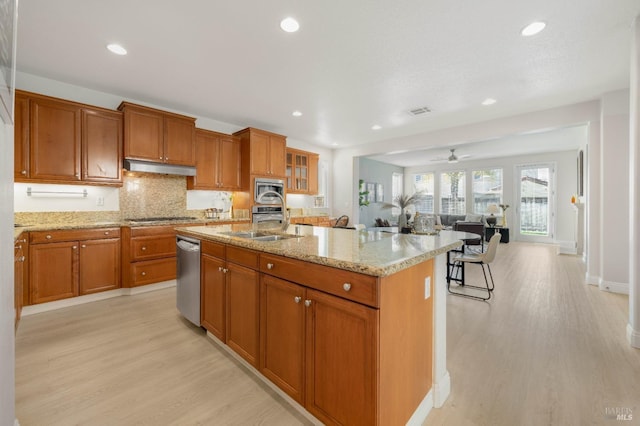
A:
104 231 110 235
165 157 169 161
304 299 312 307
141 246 146 251
159 157 163 160
141 272 146 276
21 170 27 175
267 263 274 270
46 235 52 239
294 296 301 304
223 268 229 273
342 283 352 292
19 256 25 262
14 244 21 250
81 244 86 248
72 246 77 250
218 266 223 272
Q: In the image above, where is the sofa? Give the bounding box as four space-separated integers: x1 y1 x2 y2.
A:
437 213 486 250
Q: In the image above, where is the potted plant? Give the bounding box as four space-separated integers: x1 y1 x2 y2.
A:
382 193 423 231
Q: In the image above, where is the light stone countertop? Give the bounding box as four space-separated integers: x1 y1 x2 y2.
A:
176 224 465 277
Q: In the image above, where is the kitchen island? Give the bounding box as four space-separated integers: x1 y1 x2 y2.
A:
176 224 462 425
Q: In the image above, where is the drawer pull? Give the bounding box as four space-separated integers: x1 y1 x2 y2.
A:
19 256 25 262
141 246 147 251
104 231 110 235
72 246 77 250
343 283 352 292
304 299 312 307
46 235 52 239
21 170 27 175
218 266 223 272
81 244 86 248
141 272 146 276
267 263 274 270
294 296 301 304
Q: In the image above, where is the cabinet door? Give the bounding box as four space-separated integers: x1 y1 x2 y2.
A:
218 135 241 190
268 135 287 177
201 254 226 340
79 238 121 294
249 131 270 175
226 262 260 367
308 154 319 195
260 275 305 404
14 93 29 180
164 116 195 166
82 109 123 183
30 241 79 304
30 97 81 181
123 108 163 162
188 129 218 189
305 289 377 425
14 244 24 330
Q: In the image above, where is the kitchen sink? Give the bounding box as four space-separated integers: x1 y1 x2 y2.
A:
220 231 298 241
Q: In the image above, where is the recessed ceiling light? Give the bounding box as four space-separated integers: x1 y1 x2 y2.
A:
292 110 302 117
521 21 546 37
372 125 382 130
482 98 497 106
107 43 127 55
280 17 300 33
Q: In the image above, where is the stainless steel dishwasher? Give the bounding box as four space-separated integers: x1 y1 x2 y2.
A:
176 236 201 326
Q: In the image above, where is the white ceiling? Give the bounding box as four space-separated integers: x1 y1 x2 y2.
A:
15 0 640 165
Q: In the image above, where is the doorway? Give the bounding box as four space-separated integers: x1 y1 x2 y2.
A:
515 164 555 243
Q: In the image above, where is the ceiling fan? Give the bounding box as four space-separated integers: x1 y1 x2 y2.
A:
430 148 471 163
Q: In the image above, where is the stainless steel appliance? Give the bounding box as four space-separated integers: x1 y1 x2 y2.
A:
254 178 285 204
176 236 201 326
252 205 284 225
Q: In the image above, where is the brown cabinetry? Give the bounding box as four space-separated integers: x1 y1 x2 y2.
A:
234 127 286 184
119 102 196 166
286 148 319 194
122 225 179 288
259 253 378 425
187 129 241 190
201 241 226 340
14 235 27 331
14 90 123 185
28 228 121 305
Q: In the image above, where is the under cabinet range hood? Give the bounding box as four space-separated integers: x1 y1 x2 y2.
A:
123 159 196 176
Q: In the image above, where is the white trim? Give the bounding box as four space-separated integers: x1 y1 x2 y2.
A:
21 280 177 315
598 279 629 295
627 324 640 349
432 370 451 408
406 389 434 426
586 273 600 286
556 240 577 255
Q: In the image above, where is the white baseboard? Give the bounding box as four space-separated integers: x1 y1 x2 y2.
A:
22 280 177 316
406 389 434 426
627 324 640 349
599 279 629 295
586 273 600 286
556 240 577 255
433 370 451 408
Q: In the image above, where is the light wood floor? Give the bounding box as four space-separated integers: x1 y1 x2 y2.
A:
15 242 640 425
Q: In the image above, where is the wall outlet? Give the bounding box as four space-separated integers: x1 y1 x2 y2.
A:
424 276 431 299
96 196 104 206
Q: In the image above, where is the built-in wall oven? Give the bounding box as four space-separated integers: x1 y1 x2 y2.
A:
252 205 284 225
254 178 285 204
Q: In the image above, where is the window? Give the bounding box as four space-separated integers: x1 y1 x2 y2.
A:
412 173 434 213
391 172 403 216
440 171 466 214
472 168 502 214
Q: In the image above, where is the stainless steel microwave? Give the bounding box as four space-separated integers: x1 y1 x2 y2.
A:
254 178 285 204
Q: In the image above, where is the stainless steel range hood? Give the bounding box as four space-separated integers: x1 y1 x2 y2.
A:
123 159 196 176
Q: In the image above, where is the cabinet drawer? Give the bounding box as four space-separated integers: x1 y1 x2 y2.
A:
202 240 225 258
130 235 177 260
129 225 177 237
260 254 379 307
227 245 259 269
30 227 120 244
130 258 176 286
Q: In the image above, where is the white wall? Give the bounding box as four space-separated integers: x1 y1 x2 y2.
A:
0 121 15 425
358 157 404 227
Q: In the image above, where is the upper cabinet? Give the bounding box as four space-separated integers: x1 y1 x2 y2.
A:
286 148 319 195
187 129 242 191
118 102 196 167
234 127 286 182
14 90 123 186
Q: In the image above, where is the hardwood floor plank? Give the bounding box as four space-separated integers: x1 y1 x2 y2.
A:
16 242 639 425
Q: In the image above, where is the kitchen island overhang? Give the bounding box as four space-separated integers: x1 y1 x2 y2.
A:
175 224 462 425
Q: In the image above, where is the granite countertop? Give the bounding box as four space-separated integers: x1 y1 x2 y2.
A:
176 224 464 277
13 218 251 241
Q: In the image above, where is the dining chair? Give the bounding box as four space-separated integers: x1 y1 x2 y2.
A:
447 232 501 301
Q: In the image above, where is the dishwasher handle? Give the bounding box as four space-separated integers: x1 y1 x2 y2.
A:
177 237 200 252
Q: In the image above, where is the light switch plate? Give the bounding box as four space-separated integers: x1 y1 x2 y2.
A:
424 276 431 299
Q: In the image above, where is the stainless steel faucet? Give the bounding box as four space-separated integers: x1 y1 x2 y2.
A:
256 190 289 231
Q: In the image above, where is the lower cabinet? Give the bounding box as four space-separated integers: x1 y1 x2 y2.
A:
201 241 226 341
14 236 27 330
260 275 377 424
28 228 121 304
